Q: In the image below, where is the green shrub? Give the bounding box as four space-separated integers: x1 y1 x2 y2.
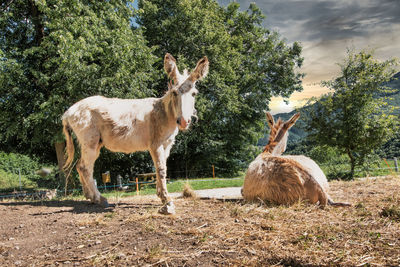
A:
0 151 41 178
323 165 353 181
0 169 36 191
0 151 58 190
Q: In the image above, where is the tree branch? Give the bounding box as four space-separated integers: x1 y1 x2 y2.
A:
1 0 15 12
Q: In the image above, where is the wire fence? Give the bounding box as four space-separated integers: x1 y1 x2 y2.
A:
0 157 399 200
0 176 243 200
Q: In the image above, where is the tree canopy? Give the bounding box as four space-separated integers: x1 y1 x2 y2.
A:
0 0 157 157
0 0 304 181
137 0 304 176
304 49 399 178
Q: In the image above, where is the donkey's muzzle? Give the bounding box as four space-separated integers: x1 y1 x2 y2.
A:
177 117 190 130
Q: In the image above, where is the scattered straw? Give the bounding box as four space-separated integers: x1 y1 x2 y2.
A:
182 182 197 199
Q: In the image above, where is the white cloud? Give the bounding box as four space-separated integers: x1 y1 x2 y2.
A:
218 0 400 111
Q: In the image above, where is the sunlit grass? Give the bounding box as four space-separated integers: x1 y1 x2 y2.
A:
101 176 244 199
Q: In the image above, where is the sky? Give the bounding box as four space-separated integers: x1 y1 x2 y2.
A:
219 0 400 114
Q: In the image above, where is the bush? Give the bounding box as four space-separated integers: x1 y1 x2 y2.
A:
289 145 393 180
323 165 353 181
0 151 58 190
0 151 41 177
0 169 36 191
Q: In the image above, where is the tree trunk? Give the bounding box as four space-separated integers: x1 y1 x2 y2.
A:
347 149 355 179
29 0 44 45
55 141 66 178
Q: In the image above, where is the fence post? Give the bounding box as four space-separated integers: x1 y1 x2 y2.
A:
212 165 215 178
18 168 22 191
136 177 139 195
383 158 394 175
117 175 122 189
394 157 399 172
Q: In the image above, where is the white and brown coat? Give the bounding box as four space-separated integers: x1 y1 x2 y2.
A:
242 113 350 207
62 54 209 214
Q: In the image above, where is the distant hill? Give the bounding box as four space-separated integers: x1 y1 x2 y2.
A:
257 109 307 147
384 72 400 114
258 72 400 152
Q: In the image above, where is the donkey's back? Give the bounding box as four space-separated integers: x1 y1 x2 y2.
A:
62 95 157 153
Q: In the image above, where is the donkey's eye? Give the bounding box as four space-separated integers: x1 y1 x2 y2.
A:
173 90 178 96
192 92 197 97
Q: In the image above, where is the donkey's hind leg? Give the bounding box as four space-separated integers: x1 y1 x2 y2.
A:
304 178 328 208
77 141 107 207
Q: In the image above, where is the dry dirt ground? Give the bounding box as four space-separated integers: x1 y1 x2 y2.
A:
1 176 400 266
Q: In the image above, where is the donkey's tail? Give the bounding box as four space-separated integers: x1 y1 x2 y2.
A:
62 119 75 171
328 198 351 207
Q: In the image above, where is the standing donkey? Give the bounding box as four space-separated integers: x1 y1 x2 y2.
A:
62 54 209 214
242 112 350 207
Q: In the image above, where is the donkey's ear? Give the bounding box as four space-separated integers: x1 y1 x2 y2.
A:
266 112 275 129
164 53 180 84
286 112 300 129
189 56 209 82
272 113 300 146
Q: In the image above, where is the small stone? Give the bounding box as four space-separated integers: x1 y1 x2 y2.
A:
77 245 85 249
95 240 101 245
116 253 126 259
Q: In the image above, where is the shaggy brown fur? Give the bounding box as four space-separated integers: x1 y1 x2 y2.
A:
242 112 350 207
263 113 300 155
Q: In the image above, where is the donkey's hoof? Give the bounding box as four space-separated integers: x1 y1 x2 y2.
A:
158 201 175 215
99 196 109 208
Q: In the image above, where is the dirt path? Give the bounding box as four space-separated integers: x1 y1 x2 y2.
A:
1 177 399 266
171 187 242 199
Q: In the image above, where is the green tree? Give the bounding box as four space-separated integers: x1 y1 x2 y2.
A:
304 49 398 179
137 0 304 176
0 0 157 175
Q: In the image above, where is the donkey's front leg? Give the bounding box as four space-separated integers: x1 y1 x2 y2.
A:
150 146 175 215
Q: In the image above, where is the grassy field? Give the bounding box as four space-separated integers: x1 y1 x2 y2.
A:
1 158 398 196
101 176 245 199
98 158 399 199
320 158 399 180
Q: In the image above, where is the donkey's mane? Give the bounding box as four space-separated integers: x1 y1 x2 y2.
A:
262 113 300 155
264 118 283 153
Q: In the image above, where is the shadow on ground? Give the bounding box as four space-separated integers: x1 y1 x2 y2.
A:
0 199 116 214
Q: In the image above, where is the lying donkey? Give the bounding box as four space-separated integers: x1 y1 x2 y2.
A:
242 112 350 207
